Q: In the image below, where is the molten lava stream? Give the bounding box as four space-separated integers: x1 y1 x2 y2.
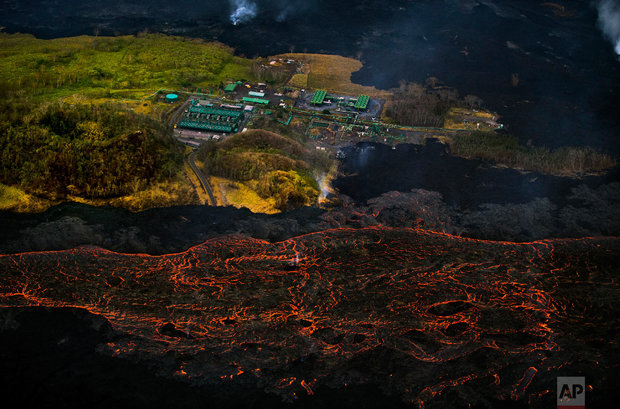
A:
0 226 618 407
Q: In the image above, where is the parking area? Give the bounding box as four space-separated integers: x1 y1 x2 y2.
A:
224 82 292 107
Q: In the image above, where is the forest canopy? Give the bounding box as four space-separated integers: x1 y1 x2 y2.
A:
0 102 183 199
0 33 256 207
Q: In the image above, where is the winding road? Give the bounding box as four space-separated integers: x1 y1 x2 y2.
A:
188 150 217 206
169 97 216 206
169 97 193 126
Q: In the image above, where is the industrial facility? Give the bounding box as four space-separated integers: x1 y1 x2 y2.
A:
174 80 381 143
242 97 270 105
165 93 179 103
223 83 238 93
310 90 370 111
178 101 244 133
311 90 328 105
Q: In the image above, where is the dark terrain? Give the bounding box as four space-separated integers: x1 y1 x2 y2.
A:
0 1 619 407
2 0 619 152
1 228 618 408
2 142 619 255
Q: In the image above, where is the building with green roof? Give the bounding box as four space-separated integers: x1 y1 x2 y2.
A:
355 95 370 110
224 83 237 93
178 104 244 133
311 90 327 105
242 97 270 105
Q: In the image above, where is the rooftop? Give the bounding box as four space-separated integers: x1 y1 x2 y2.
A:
188 105 243 118
242 97 270 105
311 90 327 105
355 95 370 110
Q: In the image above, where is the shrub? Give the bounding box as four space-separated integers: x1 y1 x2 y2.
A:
450 131 616 175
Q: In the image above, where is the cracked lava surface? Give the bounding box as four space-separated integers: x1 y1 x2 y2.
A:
1 226 618 407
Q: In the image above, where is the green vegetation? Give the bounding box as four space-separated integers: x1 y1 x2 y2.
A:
248 115 310 143
0 33 256 101
256 170 318 211
209 175 279 214
0 33 262 211
0 183 53 212
0 102 183 199
104 178 198 211
197 130 330 210
450 131 616 175
384 81 460 127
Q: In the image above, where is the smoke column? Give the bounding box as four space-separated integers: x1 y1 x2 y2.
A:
229 0 257 25
596 0 620 57
228 0 314 25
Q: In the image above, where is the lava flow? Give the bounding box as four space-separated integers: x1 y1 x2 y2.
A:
0 226 618 407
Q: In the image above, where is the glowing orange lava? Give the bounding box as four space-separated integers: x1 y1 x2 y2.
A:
0 226 618 406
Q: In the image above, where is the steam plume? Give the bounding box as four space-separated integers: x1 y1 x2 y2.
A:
229 0 257 25
596 0 620 57
228 0 314 25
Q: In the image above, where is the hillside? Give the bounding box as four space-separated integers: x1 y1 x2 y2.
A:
0 33 261 212
1 102 183 196
197 130 332 212
0 33 255 101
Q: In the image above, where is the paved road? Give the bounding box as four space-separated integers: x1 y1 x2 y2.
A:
169 98 193 127
171 98 216 206
188 151 217 206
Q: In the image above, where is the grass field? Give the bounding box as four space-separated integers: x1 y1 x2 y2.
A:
279 53 391 98
288 73 309 89
0 33 256 102
210 176 279 214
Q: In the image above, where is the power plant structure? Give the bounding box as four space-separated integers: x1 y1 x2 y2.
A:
178 101 244 133
165 93 179 103
174 81 377 139
311 90 370 111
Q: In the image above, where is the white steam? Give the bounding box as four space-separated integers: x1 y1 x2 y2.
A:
596 0 620 57
316 172 335 204
317 174 329 203
229 0 258 25
228 0 311 25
